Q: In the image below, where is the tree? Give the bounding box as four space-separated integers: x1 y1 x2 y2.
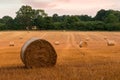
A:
34 15 44 29
104 13 119 23
95 9 106 21
44 17 53 30
15 5 47 29
2 16 13 23
0 23 5 30
2 16 13 30
52 13 59 22
79 15 93 21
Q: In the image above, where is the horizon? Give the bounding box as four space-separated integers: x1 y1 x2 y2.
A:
0 0 120 18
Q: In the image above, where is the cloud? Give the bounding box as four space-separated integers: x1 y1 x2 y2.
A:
21 0 118 10
0 0 120 18
15 0 120 17
45 8 99 17
0 0 20 4
0 7 19 18
21 0 71 9
21 0 55 8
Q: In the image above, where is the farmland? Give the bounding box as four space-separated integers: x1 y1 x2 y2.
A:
0 31 120 80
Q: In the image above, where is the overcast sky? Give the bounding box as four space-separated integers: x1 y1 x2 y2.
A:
0 0 120 18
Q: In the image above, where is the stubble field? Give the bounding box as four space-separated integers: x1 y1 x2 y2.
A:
0 31 120 80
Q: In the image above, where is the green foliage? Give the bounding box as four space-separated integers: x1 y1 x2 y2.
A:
79 15 93 21
53 22 62 30
1 5 120 31
2 16 13 23
95 9 106 21
52 14 59 22
15 5 47 29
1 16 14 30
34 15 44 29
105 23 120 31
0 23 5 30
104 13 119 23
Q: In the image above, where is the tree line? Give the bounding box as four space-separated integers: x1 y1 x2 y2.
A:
0 5 120 31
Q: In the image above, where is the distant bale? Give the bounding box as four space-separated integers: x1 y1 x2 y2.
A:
19 36 23 39
85 37 90 41
104 37 107 40
9 41 14 46
79 41 88 48
54 41 60 45
21 38 57 68
107 39 115 46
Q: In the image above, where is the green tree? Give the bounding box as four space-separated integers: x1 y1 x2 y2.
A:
104 13 119 23
79 15 93 21
52 13 59 22
15 5 47 29
2 16 13 30
44 17 53 30
0 23 5 30
2 16 13 23
34 15 44 29
95 9 106 21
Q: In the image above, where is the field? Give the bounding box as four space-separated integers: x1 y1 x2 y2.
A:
0 31 120 80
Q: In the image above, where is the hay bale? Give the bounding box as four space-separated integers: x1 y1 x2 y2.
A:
107 40 115 46
9 41 14 46
54 41 60 45
79 41 88 48
19 36 23 39
104 37 107 40
21 38 57 68
86 37 90 41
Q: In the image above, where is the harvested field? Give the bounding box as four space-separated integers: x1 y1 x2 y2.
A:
0 31 120 80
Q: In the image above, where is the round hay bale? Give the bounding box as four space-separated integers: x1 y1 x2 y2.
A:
86 37 90 41
9 41 14 46
107 40 115 46
19 36 23 39
54 41 60 45
104 37 107 40
21 38 57 68
79 41 88 48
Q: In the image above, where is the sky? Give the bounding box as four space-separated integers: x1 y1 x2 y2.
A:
0 0 120 18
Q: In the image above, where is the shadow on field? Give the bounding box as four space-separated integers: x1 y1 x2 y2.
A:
0 65 27 70
0 65 58 70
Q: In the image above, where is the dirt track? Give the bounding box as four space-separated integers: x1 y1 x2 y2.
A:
0 31 120 80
